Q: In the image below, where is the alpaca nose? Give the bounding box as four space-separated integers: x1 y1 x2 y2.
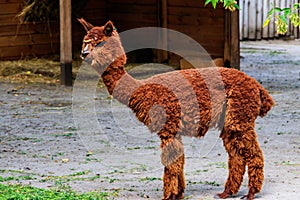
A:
81 45 90 58
81 51 89 58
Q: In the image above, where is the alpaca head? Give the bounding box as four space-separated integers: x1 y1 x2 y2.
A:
78 19 127 74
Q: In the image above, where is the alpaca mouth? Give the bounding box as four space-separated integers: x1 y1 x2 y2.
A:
80 41 106 59
81 45 90 59
80 51 90 59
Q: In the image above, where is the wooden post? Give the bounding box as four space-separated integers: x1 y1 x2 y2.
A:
60 0 72 86
224 9 240 69
156 0 168 62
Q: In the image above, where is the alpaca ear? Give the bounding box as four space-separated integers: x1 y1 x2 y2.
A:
103 21 114 36
78 18 94 32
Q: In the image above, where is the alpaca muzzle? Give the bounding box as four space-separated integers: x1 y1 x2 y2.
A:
81 44 90 59
81 41 107 59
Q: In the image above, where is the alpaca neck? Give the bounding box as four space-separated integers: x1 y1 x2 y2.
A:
101 64 140 105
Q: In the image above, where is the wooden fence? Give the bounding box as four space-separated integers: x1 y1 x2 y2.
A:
0 0 106 60
0 0 60 60
239 0 300 40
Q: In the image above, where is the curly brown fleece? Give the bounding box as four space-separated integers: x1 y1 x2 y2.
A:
79 19 275 200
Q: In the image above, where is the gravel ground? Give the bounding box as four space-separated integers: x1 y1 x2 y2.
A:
0 40 299 199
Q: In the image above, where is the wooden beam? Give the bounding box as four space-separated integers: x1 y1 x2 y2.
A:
60 0 72 86
224 9 240 69
156 0 168 62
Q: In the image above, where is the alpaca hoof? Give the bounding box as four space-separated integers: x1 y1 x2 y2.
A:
214 187 232 199
240 193 254 200
214 193 229 199
163 192 184 200
240 187 255 200
215 188 231 199
177 191 184 199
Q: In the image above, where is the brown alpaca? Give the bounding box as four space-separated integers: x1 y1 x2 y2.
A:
78 19 274 200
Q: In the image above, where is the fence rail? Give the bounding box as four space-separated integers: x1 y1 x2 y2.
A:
239 0 300 40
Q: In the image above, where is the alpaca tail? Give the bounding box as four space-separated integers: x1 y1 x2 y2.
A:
259 85 275 117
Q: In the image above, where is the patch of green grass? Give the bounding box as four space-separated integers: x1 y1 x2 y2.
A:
108 169 123 174
208 162 227 169
109 178 119 183
69 170 91 176
0 175 36 182
274 161 299 166
85 158 103 162
241 49 258 54
0 169 25 174
15 137 43 142
269 50 286 56
144 146 156 150
0 183 117 200
40 170 101 183
195 169 209 173
140 177 162 181
277 131 292 135
52 132 76 137
126 147 141 150
277 132 284 135
68 127 78 131
188 180 220 186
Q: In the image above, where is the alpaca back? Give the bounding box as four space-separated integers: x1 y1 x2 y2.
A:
127 67 274 138
128 67 226 138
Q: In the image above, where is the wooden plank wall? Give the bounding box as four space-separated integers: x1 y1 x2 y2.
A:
167 0 225 65
1 0 227 63
106 0 226 65
106 0 158 62
106 0 158 31
240 0 300 40
0 0 59 60
0 0 106 60
73 0 107 56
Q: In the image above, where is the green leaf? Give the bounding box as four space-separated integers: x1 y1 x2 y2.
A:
263 18 270 28
290 12 300 27
204 0 218 9
274 7 282 12
212 0 218 9
283 8 291 17
279 14 288 24
204 0 212 6
293 3 300 9
234 4 240 10
267 8 275 17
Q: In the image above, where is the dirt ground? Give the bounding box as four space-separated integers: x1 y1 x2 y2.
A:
0 40 299 200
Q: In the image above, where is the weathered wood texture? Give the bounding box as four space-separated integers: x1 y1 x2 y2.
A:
0 0 106 60
0 0 59 60
240 0 300 40
60 0 72 86
106 0 158 30
224 10 240 69
167 0 226 65
1 0 237 69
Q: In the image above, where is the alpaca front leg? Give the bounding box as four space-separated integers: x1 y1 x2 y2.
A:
163 154 185 200
177 155 186 199
161 137 185 200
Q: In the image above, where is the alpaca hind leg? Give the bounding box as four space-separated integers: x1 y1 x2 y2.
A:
217 153 246 198
161 136 185 200
217 131 246 199
242 131 264 200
